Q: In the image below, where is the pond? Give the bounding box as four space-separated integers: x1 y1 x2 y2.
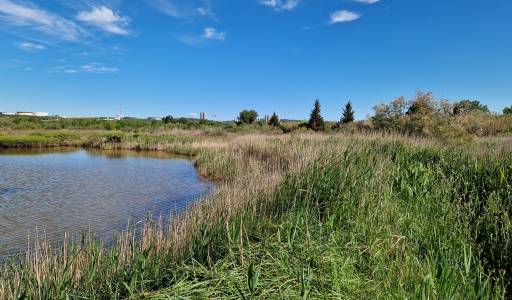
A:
0 148 214 258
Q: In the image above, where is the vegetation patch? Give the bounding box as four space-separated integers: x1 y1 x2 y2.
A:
0 134 510 299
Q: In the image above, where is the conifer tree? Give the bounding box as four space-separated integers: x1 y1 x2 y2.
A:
308 99 325 131
341 101 355 124
269 112 280 127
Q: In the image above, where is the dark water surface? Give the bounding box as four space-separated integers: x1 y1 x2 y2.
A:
0 148 214 257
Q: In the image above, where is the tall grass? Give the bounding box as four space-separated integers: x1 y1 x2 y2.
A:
0 131 82 148
0 133 510 299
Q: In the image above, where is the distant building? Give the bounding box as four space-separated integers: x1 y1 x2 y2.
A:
16 112 36 116
14 112 49 117
0 112 15 116
200 112 207 120
264 115 270 123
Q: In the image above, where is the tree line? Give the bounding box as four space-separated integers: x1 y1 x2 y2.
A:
235 100 355 132
233 93 512 138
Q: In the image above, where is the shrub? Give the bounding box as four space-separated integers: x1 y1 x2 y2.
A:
370 92 512 139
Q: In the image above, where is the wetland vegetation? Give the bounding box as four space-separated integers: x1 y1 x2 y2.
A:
0 94 511 299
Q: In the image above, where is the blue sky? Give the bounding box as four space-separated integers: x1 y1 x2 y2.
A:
0 0 511 120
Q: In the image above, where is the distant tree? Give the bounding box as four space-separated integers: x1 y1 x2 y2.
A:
268 112 280 127
372 103 394 129
453 100 489 115
407 91 437 116
162 115 174 124
308 99 325 131
504 106 512 115
390 96 408 118
439 99 455 116
238 110 259 124
340 101 355 124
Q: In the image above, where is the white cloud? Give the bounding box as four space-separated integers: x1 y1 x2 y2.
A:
148 0 215 19
330 10 360 24
354 0 380 4
178 27 226 46
50 63 119 74
18 41 45 51
260 0 300 11
196 6 214 18
0 0 84 41
203 27 225 41
76 6 130 35
80 63 118 73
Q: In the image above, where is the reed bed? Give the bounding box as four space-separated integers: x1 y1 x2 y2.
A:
0 132 510 299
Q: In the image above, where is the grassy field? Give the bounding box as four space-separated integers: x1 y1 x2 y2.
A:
0 131 510 299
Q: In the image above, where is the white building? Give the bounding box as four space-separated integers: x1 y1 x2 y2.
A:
13 112 49 117
16 112 36 116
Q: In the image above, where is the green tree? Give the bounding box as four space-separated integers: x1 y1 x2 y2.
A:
504 106 512 115
238 110 259 124
453 100 489 115
162 115 174 124
308 99 325 131
268 112 280 127
340 101 355 124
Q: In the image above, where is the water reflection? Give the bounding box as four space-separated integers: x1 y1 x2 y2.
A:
0 148 214 258
86 149 188 160
0 147 78 156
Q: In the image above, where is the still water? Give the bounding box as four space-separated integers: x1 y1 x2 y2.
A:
0 148 214 257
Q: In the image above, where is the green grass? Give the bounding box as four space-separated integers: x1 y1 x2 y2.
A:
0 131 82 148
147 143 510 299
0 135 510 299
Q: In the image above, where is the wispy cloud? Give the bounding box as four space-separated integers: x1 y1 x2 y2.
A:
149 0 178 17
329 10 360 24
18 41 45 51
260 0 300 11
50 62 119 74
178 27 226 46
148 0 215 19
203 27 225 41
80 63 118 73
0 0 84 41
354 0 381 4
76 6 130 35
